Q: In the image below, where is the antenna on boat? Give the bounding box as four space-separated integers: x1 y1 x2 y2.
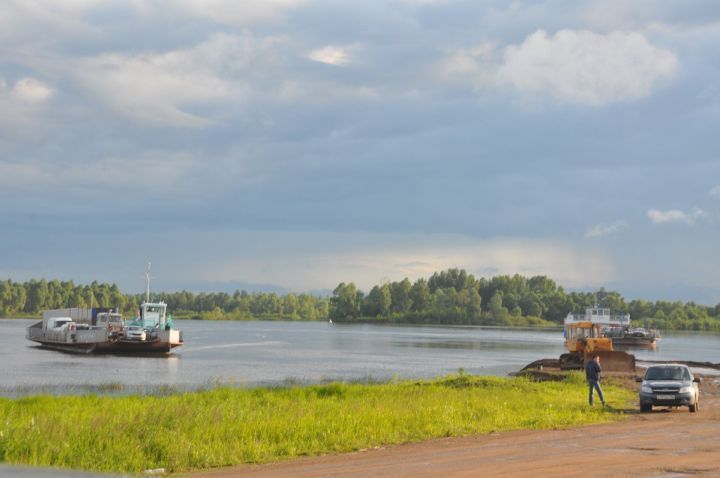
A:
145 260 156 303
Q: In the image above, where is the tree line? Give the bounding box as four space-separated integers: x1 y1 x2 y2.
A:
0 279 128 315
2 270 720 330
149 290 329 321
0 279 327 321
329 269 720 331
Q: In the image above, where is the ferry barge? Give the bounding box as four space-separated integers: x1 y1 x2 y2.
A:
26 302 183 354
26 264 183 354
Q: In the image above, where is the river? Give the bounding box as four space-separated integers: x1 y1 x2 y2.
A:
1 319 719 397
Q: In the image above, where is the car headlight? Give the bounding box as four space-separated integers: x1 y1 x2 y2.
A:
679 386 692 394
641 385 652 393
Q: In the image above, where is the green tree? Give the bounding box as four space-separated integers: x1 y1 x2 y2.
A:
488 290 510 324
282 293 299 318
330 283 362 320
519 293 543 317
431 287 460 322
428 269 477 293
364 285 391 317
410 279 431 312
390 279 413 314
298 294 318 320
315 296 329 319
457 286 481 321
0 280 17 315
27 279 49 313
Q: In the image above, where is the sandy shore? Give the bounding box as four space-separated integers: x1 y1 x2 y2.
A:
185 371 720 478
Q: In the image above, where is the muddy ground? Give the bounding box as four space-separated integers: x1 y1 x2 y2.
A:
187 366 720 478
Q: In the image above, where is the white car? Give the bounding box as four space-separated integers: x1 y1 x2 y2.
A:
637 364 701 413
124 325 147 341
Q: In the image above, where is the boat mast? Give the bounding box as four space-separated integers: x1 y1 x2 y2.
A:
145 261 153 303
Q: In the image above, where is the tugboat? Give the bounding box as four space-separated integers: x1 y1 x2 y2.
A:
26 263 183 354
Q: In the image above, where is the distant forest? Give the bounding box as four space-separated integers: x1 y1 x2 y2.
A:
2 269 720 331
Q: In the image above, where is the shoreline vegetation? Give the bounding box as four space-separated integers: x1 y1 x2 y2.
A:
0 372 634 475
2 269 720 331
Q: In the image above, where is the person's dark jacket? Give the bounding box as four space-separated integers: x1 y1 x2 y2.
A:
585 359 601 381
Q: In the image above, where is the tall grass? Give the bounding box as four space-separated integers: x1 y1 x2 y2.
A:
0 373 633 475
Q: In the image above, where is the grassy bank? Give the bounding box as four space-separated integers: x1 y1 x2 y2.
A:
0 373 634 475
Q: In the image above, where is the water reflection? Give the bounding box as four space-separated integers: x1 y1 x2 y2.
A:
393 339 550 351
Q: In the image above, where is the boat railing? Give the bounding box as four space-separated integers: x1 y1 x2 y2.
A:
74 328 108 343
26 322 44 341
565 313 630 325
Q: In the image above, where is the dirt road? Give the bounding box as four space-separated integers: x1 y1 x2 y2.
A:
188 376 720 478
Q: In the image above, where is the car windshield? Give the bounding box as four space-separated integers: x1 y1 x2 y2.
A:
645 367 690 381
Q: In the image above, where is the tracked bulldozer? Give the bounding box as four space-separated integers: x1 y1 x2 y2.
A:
560 321 635 372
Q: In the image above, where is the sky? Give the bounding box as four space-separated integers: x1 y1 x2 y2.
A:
2 0 720 303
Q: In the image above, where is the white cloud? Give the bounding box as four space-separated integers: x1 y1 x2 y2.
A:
308 45 353 66
497 30 678 105
647 208 707 225
11 77 53 103
0 0 303 56
442 29 678 106
0 77 54 134
436 43 497 86
2 0 306 30
710 185 720 198
1 77 53 104
0 1 120 60
70 33 278 127
585 220 628 238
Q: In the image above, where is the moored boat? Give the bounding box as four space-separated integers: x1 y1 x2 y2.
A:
564 306 659 349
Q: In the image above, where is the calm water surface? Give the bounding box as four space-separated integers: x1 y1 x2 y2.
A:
1 319 718 396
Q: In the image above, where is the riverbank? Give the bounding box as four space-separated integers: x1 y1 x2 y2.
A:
0 373 633 475
189 371 720 478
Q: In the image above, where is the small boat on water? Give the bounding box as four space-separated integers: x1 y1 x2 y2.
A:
564 306 659 349
25 264 183 354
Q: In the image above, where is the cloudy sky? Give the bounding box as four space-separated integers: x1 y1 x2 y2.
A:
2 0 720 302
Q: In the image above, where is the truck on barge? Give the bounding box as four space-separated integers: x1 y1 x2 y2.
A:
26 301 183 354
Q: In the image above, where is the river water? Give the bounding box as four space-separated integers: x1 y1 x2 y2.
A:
1 319 719 397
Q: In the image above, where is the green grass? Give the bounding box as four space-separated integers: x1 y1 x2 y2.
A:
0 373 634 475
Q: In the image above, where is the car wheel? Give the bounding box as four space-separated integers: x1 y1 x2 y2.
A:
640 403 651 413
689 398 698 413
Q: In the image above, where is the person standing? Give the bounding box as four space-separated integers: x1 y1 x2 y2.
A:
585 354 605 406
